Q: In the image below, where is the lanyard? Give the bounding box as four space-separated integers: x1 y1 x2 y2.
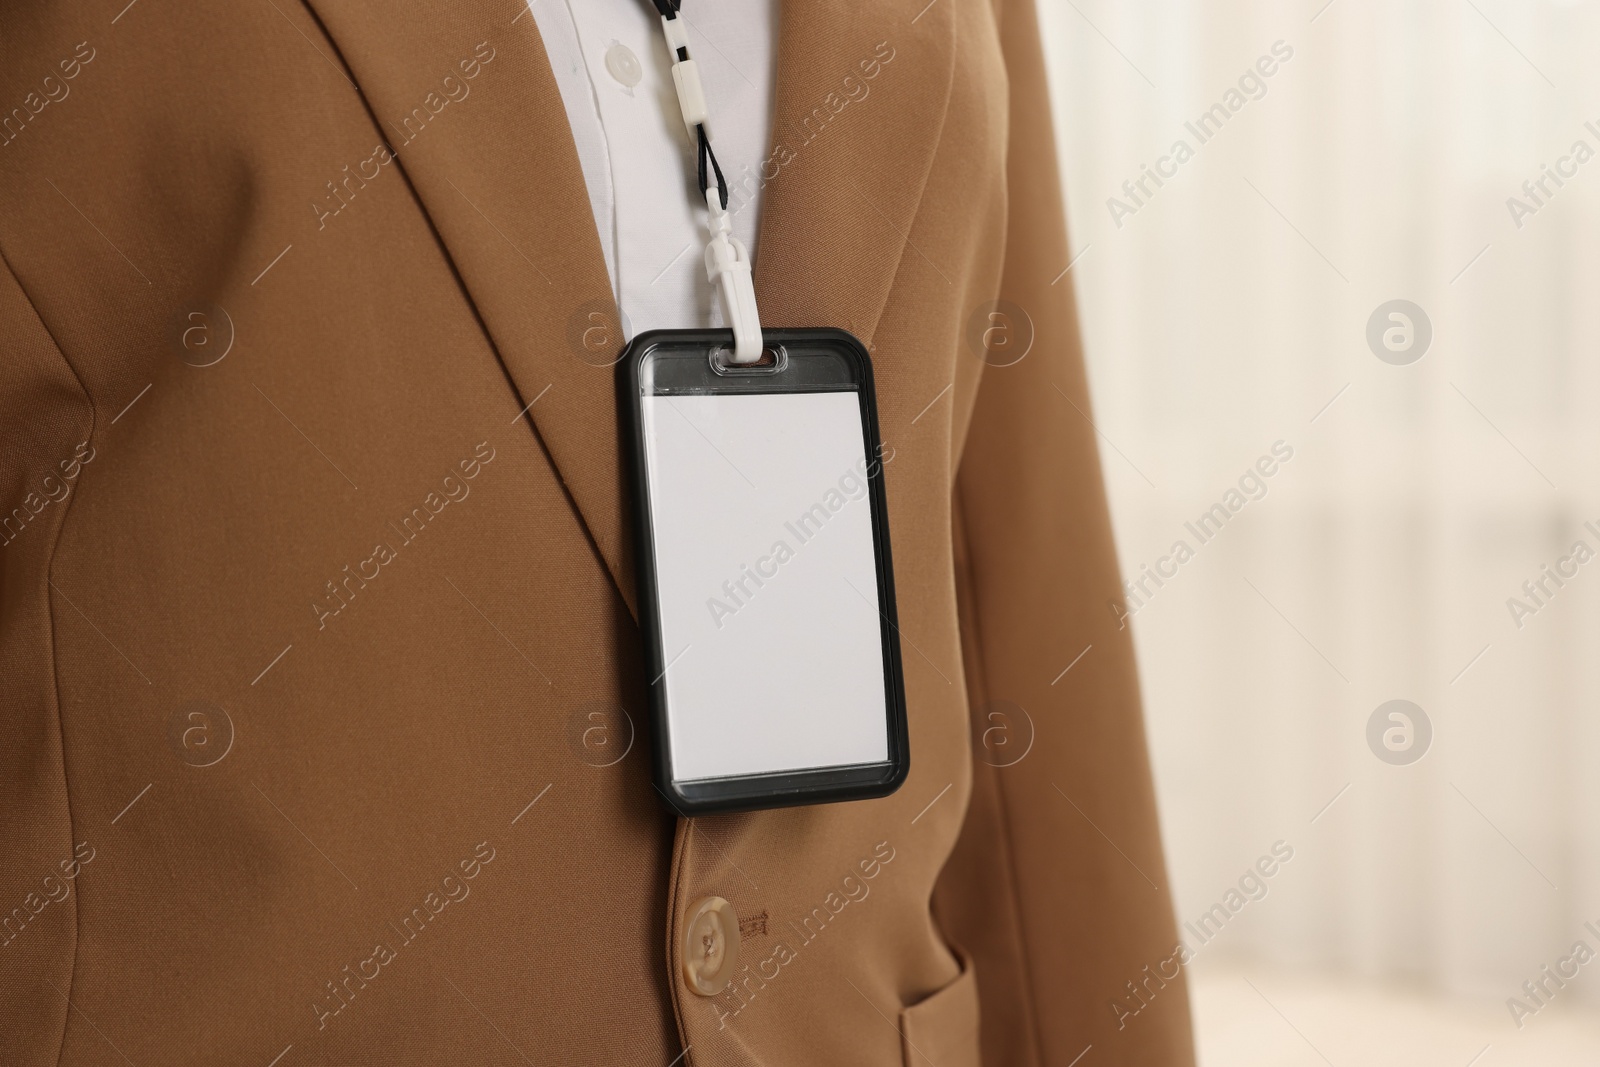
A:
648 0 764 363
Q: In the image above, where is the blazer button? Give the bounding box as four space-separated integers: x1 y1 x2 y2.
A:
681 896 740 996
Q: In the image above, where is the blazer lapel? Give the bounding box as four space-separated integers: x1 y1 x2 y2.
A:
301 0 634 602
756 0 958 344
297 0 955 613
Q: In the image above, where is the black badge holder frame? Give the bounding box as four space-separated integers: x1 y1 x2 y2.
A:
616 1 909 813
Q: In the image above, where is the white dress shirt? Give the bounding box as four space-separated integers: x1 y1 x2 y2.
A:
528 0 776 338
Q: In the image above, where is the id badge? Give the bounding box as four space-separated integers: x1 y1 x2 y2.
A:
620 327 910 814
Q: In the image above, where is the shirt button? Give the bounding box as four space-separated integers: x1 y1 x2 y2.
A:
681 896 740 996
605 41 643 88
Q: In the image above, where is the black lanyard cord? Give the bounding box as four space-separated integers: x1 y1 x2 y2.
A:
645 0 761 359
648 0 729 211
697 126 729 211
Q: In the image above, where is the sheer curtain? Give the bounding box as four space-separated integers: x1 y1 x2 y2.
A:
1039 0 1600 1005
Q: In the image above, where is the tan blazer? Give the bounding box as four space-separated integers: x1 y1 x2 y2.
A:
0 1 1193 1064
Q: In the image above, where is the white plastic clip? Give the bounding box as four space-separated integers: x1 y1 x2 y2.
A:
661 16 708 133
703 186 762 363
661 13 690 53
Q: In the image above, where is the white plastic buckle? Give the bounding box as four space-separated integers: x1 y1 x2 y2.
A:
661 16 707 133
660 13 690 53
703 186 762 363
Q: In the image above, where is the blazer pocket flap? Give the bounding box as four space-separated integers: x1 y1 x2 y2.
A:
899 947 980 1067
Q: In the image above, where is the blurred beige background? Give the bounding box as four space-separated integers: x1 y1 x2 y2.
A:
1039 0 1600 1062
